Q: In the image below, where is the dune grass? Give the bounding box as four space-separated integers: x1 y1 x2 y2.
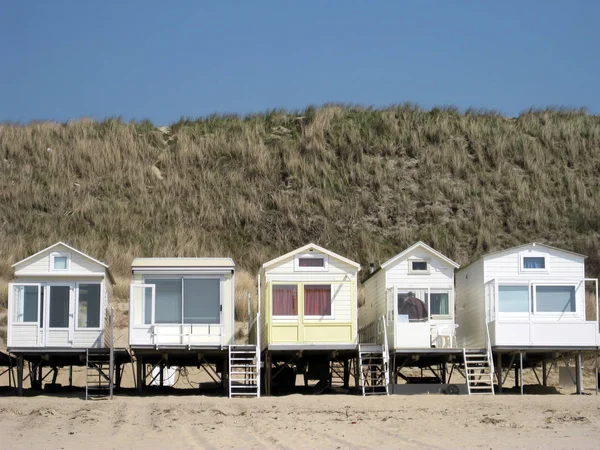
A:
1 105 599 316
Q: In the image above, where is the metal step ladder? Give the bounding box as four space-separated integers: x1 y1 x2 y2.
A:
86 349 113 400
463 349 495 395
358 344 389 396
228 345 259 398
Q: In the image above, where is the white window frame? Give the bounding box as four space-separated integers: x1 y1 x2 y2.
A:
303 282 335 320
408 259 430 275
519 251 549 274
532 283 578 317
427 289 452 319
271 282 300 321
496 282 531 318
294 253 329 272
142 275 223 326
74 282 103 331
10 283 43 324
49 252 71 272
396 288 430 323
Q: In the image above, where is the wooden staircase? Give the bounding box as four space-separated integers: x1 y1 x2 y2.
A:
228 345 259 398
85 349 113 400
463 349 494 395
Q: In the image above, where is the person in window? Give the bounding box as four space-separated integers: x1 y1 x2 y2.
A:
398 291 428 322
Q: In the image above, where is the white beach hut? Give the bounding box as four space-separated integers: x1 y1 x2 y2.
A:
7 242 126 397
455 242 599 393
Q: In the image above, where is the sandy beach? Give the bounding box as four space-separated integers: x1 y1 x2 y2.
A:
0 394 599 449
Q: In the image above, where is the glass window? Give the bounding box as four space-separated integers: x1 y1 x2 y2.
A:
13 285 39 323
53 256 68 270
411 261 428 271
147 278 182 324
49 286 70 328
428 293 450 315
304 285 331 316
536 286 575 313
273 285 298 316
397 291 428 321
498 285 529 312
78 284 101 328
523 257 545 269
144 287 153 325
183 278 220 324
298 258 325 268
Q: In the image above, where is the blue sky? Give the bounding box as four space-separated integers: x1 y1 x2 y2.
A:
1 1 598 124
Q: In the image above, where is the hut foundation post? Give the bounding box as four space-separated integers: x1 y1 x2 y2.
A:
17 356 24 396
576 351 583 395
497 352 503 394
519 351 524 396
135 356 143 394
542 360 547 387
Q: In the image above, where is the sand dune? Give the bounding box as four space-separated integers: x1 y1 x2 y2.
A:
1 394 600 449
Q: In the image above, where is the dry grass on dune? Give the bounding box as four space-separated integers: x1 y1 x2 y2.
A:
1 105 600 317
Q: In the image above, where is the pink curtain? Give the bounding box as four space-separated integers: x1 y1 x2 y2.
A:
304 285 331 316
273 285 298 316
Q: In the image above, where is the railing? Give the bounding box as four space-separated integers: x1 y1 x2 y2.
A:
255 312 261 398
108 306 114 398
150 324 225 348
359 315 387 345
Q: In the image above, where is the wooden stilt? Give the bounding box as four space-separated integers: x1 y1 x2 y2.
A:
52 367 58 384
69 366 73 387
343 359 349 389
594 353 598 395
265 351 272 396
542 360 547 387
519 351 524 396
17 356 24 396
159 362 164 387
497 352 503 394
135 356 143 394
576 351 583 395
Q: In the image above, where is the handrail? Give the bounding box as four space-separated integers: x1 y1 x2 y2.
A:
108 305 114 399
485 319 495 392
382 316 390 394
256 311 261 398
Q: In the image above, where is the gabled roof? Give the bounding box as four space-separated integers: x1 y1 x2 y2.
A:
457 242 587 273
381 241 460 270
12 241 115 284
261 243 360 271
132 257 235 269
482 242 587 259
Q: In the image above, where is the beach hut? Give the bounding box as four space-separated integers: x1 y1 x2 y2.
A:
258 243 370 394
360 241 464 394
455 243 599 394
7 242 128 397
129 257 259 397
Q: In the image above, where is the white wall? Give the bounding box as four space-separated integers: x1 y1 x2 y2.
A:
385 247 455 291
14 244 107 276
457 245 592 349
455 259 486 348
484 246 586 319
359 269 385 330
9 276 107 349
129 269 235 347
